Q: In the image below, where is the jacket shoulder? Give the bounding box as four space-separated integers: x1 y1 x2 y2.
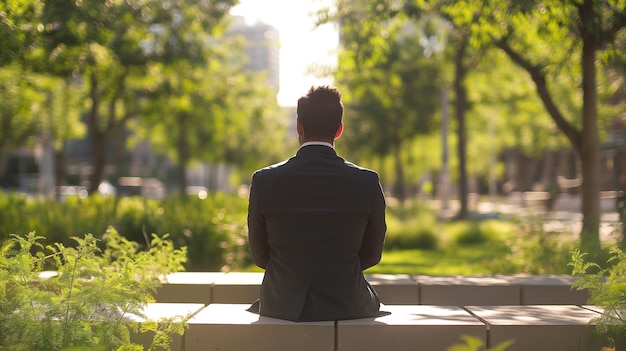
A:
343 160 380 179
252 158 291 178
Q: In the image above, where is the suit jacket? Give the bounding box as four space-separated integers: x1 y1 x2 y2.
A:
247 144 387 321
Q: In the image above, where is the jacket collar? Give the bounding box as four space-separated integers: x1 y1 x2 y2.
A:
300 141 334 149
296 144 337 157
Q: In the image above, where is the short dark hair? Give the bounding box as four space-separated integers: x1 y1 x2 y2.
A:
296 85 343 141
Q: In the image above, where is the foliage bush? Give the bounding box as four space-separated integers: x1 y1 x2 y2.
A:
570 246 626 341
0 192 249 271
494 216 578 274
385 201 440 250
0 228 188 350
385 201 516 251
450 222 488 245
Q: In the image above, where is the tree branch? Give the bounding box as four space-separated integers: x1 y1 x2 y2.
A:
497 40 583 152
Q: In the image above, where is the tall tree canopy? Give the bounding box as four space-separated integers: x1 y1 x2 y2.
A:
327 0 446 202
446 0 626 252
4 0 238 193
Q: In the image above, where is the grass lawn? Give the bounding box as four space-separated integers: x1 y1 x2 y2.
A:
365 247 505 275
242 202 587 276
244 243 516 276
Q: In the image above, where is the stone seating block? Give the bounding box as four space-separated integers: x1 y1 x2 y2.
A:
154 272 225 304
365 273 419 304
465 305 603 351
416 275 520 305
211 272 264 304
185 303 334 351
337 305 485 350
496 274 590 305
128 303 206 351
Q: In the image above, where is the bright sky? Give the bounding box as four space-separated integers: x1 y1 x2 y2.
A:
230 0 339 107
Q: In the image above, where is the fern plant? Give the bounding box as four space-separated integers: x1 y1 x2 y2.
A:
0 227 188 351
570 246 626 341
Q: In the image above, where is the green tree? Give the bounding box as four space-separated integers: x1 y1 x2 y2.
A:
328 0 445 203
0 0 43 67
0 66 84 189
421 0 496 219
131 33 288 193
0 66 41 175
454 0 626 252
13 0 238 194
466 49 572 194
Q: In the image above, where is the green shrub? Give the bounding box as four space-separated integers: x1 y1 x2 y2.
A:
570 246 626 339
409 228 439 250
495 216 577 274
0 228 188 351
385 201 439 250
448 219 516 247
452 222 488 245
0 192 249 271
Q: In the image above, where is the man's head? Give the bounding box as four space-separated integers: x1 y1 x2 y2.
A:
296 85 344 144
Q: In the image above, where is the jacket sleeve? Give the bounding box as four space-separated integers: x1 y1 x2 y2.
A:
359 174 387 270
247 174 270 269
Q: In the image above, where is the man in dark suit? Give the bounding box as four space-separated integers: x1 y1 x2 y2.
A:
247 85 387 322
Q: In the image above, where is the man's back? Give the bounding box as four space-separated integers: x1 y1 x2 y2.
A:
247 145 386 321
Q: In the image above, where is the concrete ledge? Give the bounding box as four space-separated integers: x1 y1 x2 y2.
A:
153 272 589 307
365 273 419 304
154 272 225 304
465 305 606 351
416 275 521 305
211 272 264 304
128 302 206 351
125 303 622 351
338 305 485 350
496 274 590 305
185 303 334 351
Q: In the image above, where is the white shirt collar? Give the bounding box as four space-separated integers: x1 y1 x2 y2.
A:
300 141 334 149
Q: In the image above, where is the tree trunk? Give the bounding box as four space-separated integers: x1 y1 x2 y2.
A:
578 0 601 253
113 126 127 184
88 72 106 194
54 146 65 187
497 35 599 249
454 40 469 220
393 143 405 203
177 113 188 194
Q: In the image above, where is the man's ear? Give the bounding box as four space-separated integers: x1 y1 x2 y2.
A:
297 118 304 137
334 122 343 140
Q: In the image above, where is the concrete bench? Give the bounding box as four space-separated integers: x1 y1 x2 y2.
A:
127 302 206 351
415 275 521 305
496 274 590 305
211 272 264 304
126 303 620 351
185 303 334 351
154 272 589 307
154 272 225 304
465 305 609 351
158 272 420 305
185 303 487 351
338 305 485 350
365 273 419 304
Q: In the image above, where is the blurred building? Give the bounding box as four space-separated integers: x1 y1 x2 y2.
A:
227 16 280 92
